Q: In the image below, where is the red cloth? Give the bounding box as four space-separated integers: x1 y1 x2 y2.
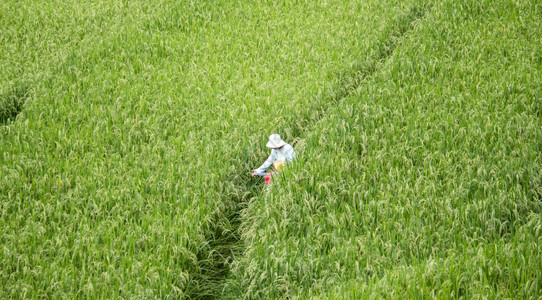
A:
264 173 272 184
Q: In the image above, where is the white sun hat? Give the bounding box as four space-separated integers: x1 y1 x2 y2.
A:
266 133 286 148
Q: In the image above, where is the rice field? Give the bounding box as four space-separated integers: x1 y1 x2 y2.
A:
1 0 540 299
230 0 542 298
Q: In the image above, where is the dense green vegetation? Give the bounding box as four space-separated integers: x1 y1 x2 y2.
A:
1 0 540 298
231 0 541 298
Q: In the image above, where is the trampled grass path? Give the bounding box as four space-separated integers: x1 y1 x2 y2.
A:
186 3 432 298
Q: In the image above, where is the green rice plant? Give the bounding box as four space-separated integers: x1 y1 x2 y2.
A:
2 0 539 298
315 213 541 299
229 0 542 298
0 85 29 124
0 0 421 298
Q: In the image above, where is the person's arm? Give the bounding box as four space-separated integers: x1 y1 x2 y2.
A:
255 151 275 174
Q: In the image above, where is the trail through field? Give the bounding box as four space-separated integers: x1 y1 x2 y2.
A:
185 3 432 298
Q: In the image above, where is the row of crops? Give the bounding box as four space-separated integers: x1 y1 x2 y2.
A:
1 0 540 298
230 0 541 298
1 0 428 298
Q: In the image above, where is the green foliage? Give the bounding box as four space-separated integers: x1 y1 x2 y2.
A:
1 0 416 298
0 86 28 124
229 0 542 298
1 0 540 298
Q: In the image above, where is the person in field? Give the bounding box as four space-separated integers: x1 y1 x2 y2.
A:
252 134 296 183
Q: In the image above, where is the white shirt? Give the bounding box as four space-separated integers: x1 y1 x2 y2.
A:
255 143 296 174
